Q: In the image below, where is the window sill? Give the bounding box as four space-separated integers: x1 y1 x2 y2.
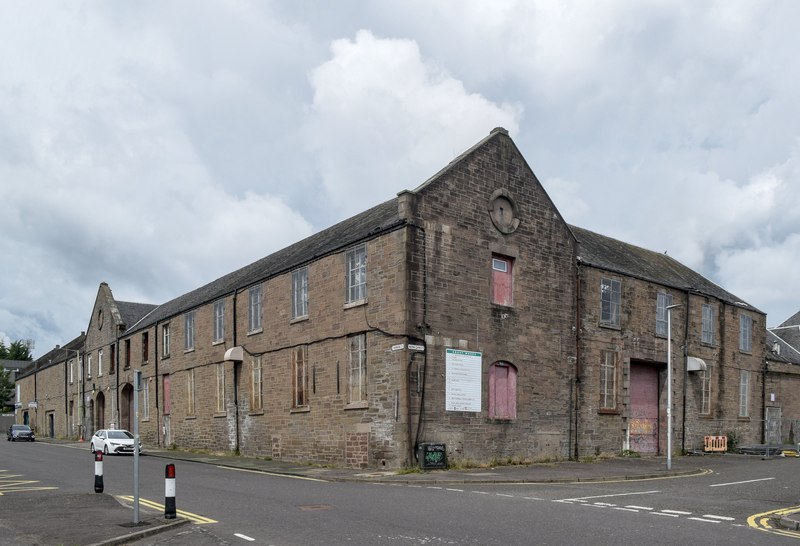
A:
185 415 196 420
488 417 516 423
290 406 310 414
247 328 263 336
249 410 264 416
213 412 227 418
142 360 149 366
212 340 224 346
161 354 170 360
598 408 620 415
344 299 367 310
183 348 195 354
290 315 309 324
598 322 621 330
345 401 368 410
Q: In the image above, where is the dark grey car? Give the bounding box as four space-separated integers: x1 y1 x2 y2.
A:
7 424 35 441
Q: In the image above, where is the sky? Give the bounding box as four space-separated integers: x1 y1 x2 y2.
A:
2 1 799 358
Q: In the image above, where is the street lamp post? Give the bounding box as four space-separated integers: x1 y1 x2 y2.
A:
666 304 682 471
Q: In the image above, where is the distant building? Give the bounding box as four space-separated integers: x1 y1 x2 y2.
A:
15 129 772 466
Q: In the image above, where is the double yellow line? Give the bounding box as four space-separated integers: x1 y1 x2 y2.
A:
748 505 800 539
116 495 217 524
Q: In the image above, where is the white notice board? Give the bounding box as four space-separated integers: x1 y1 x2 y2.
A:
445 349 482 412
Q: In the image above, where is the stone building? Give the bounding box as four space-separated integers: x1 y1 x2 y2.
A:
14 128 772 467
765 312 800 446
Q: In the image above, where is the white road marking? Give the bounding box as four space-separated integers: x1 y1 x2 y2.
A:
662 510 692 515
626 505 653 510
703 515 736 521
688 517 721 523
614 507 640 513
557 490 660 502
652 512 679 518
710 477 775 487
234 533 256 541
471 491 489 495
446 488 464 492
217 466 327 482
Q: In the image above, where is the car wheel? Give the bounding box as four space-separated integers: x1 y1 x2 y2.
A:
104 445 109 455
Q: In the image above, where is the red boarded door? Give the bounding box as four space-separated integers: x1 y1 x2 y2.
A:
629 363 659 454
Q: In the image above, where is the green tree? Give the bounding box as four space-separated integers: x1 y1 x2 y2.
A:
0 367 13 412
2 340 33 361
0 338 33 412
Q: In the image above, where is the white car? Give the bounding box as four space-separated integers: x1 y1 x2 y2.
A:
90 429 142 455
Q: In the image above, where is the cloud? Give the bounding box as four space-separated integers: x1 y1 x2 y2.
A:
304 30 522 216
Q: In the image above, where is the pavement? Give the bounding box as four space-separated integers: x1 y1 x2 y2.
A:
3 439 800 545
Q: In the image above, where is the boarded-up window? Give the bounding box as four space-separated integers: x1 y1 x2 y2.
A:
293 345 308 408
488 362 517 419
492 256 513 306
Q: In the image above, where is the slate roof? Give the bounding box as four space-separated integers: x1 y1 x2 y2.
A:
117 301 158 330
767 330 800 365
570 225 762 313
16 333 86 379
127 198 405 333
770 312 800 354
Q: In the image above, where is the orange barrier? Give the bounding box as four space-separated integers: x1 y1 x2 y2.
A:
704 435 727 452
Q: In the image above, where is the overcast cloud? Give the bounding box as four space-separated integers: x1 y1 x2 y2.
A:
2 1 798 358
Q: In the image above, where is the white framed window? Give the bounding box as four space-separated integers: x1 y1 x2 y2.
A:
702 304 715 345
87 354 92 379
348 334 367 403
216 363 226 413
248 285 262 332
98 349 103 377
187 369 196 415
600 278 621 327
142 380 150 420
213 300 225 343
162 323 171 357
251 355 263 411
345 243 367 303
739 370 750 417
184 311 195 351
292 267 309 319
655 292 673 337
600 351 617 410
69 359 74 384
739 314 752 352
700 366 711 415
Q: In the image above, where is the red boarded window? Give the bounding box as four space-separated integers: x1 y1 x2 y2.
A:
492 256 513 306
488 362 517 419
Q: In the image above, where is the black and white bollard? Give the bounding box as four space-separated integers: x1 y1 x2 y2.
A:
94 451 104 493
164 463 176 519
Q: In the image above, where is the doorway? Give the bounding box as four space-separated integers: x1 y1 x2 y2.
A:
629 362 660 454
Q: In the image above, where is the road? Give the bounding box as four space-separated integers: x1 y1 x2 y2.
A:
2 440 799 545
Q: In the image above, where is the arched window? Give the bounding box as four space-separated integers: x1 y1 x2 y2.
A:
488 362 517 419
